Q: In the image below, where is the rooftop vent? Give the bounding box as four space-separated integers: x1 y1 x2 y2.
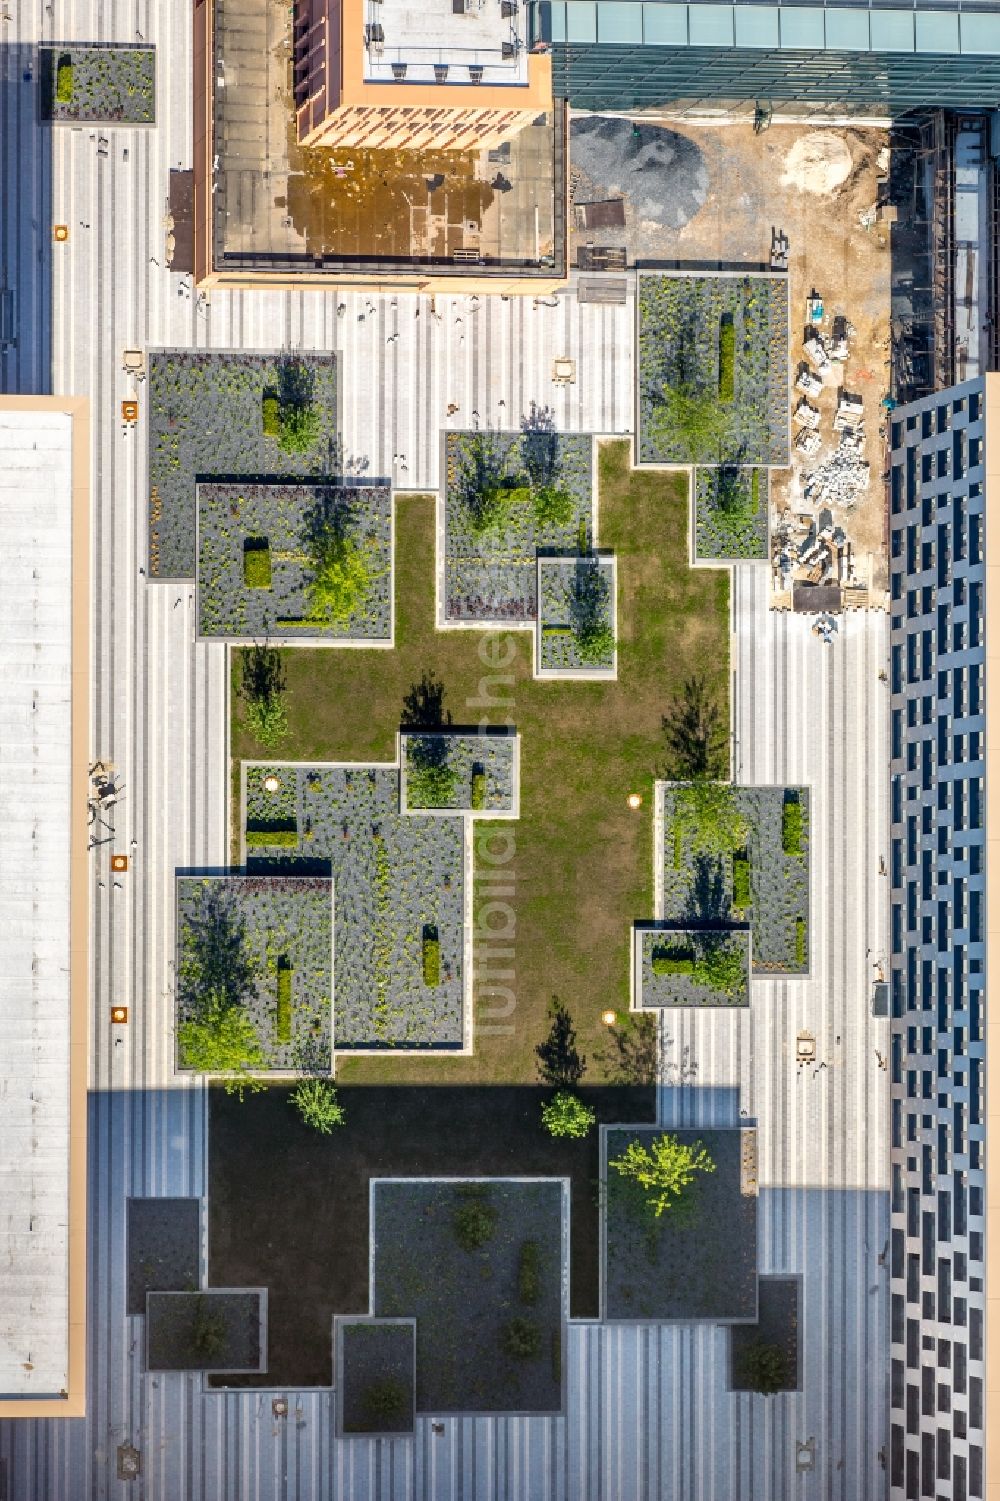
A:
469 64 484 82
434 62 449 82
391 60 407 78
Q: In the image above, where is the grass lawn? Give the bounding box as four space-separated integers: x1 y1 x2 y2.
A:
230 440 730 1084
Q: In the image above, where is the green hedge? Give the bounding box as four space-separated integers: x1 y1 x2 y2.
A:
422 928 440 987
751 469 760 514
246 820 298 847
795 917 807 967
782 797 803 856
56 59 74 104
732 853 751 909
651 944 695 976
470 768 486 811
276 961 292 1043
261 393 281 437
719 315 735 402
243 539 272 590
518 1240 540 1305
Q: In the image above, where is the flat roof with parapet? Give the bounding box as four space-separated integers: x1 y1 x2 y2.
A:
364 0 530 86
0 401 88 1413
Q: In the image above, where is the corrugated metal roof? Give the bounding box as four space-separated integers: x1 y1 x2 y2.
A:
0 409 74 1399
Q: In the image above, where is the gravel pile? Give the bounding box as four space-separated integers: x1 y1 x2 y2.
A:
570 116 708 230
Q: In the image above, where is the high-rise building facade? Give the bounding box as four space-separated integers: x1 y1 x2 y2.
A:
887 377 992 1500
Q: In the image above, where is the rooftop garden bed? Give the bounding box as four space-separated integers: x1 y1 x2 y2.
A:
443 429 593 623
127 1198 201 1316
336 1319 416 1437
145 1290 264 1373
175 874 333 1077
537 555 617 676
603 1127 758 1322
401 730 516 813
694 467 769 563
637 273 789 467
197 481 391 642
636 923 750 1007
149 351 338 579
244 763 466 1049
730 1276 800 1394
371 1179 565 1414
41 45 155 124
661 782 810 974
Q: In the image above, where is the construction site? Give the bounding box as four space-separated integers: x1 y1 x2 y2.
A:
570 109 1000 612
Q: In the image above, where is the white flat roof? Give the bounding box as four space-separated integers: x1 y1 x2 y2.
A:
0 409 75 1398
364 0 529 85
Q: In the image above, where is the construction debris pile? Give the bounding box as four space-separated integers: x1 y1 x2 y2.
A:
775 298 872 599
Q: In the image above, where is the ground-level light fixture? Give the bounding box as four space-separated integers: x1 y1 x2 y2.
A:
111 854 129 873
601 1009 617 1027
627 793 642 810
272 1396 288 1418
53 224 68 242
111 1006 129 1024
264 774 281 793
121 400 138 423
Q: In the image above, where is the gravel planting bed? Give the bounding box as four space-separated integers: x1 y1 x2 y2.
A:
244 764 466 1048
197 481 391 641
537 555 616 674
337 1320 416 1436
41 45 155 124
730 1276 800 1392
604 1128 757 1322
638 273 789 467
127 1198 201 1316
371 1179 565 1414
146 1291 264 1373
176 875 333 1071
443 430 594 622
636 924 750 1007
661 783 810 973
694 468 769 562
149 351 338 578
401 731 516 813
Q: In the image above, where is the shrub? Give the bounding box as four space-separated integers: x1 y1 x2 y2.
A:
651 944 694 976
751 469 760 514
56 59 74 104
662 676 728 781
535 998 585 1088
470 767 486 810
278 402 321 455
407 760 459 808
718 315 735 402
178 885 257 1022
246 820 298 848
732 854 751 909
453 1188 497 1251
502 1317 541 1360
243 539 272 590
276 959 292 1043
244 693 288 750
782 796 803 856
672 782 748 857
363 1377 407 1425
308 527 370 625
609 1132 716 1218
469 482 529 535
737 1339 788 1395
261 392 281 437
517 1240 540 1304
422 927 440 987
576 618 615 666
533 485 574 527
290 1077 345 1133
540 1090 595 1139
693 939 746 996
178 1004 265 1096
795 917 807 967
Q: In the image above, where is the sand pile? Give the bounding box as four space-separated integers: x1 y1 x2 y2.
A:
780 133 853 196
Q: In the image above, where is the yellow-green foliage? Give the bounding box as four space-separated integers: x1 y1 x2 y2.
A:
276 960 292 1043
261 393 281 437
651 945 694 976
795 917 807 967
422 929 440 987
246 822 297 848
718 316 735 402
243 540 272 590
56 60 74 103
732 854 751 909
782 797 803 855
470 769 486 810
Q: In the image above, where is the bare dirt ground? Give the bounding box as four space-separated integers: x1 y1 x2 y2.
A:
570 117 892 601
